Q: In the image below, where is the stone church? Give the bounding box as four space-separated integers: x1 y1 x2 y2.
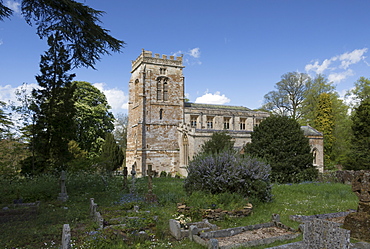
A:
125 50 324 177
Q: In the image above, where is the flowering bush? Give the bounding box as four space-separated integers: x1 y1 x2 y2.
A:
174 214 192 229
184 152 272 202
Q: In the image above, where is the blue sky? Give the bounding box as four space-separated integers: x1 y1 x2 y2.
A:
1 0 370 115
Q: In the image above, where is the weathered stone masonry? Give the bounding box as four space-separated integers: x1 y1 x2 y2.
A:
126 50 324 177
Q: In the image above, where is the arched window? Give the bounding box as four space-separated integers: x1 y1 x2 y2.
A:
159 109 163 120
134 79 139 103
156 77 169 101
157 80 162 101
312 148 318 165
163 80 168 101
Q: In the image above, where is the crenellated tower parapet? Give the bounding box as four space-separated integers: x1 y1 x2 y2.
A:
131 49 184 73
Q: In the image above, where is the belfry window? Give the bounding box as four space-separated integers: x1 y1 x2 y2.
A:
157 81 162 101
156 77 169 101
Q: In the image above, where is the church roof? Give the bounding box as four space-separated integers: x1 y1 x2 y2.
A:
301 125 323 136
184 102 251 111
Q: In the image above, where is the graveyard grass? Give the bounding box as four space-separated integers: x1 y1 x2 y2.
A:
0 173 358 249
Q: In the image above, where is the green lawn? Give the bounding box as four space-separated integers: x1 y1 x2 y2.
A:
0 174 358 248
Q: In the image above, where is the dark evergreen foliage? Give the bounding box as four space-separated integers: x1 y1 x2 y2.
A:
344 98 370 170
198 131 235 156
24 32 76 173
0 0 124 68
99 133 124 173
245 116 317 183
184 152 272 202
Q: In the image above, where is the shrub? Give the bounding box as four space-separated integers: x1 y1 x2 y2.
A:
184 152 272 202
160 171 167 177
245 115 318 183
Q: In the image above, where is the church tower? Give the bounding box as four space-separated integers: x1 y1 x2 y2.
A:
126 50 185 176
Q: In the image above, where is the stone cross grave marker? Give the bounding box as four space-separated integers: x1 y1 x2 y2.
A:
58 171 68 202
122 166 128 190
130 165 136 194
147 165 153 194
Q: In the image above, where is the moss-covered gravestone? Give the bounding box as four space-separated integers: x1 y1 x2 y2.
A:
343 170 370 241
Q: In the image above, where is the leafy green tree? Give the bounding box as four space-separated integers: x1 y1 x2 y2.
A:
99 133 124 173
245 116 317 183
0 101 12 138
113 113 128 153
263 72 310 120
197 131 234 156
314 93 335 168
72 81 115 158
0 0 124 68
330 96 352 165
344 98 370 170
345 77 370 108
300 74 335 126
27 32 76 173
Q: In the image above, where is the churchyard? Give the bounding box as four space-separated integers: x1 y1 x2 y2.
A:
0 170 365 249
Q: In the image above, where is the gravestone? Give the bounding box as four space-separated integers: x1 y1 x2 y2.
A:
122 167 128 190
130 165 136 194
58 171 68 202
61 224 71 249
145 165 157 203
343 170 370 241
303 219 351 249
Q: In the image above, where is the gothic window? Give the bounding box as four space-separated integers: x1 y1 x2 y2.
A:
163 81 168 101
134 79 139 103
240 118 246 130
156 77 169 101
159 109 163 120
190 116 197 128
313 148 318 165
207 117 213 129
224 117 230 130
157 80 162 101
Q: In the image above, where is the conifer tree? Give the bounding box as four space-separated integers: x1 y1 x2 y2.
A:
26 32 76 173
345 98 370 170
245 116 317 183
314 93 335 168
99 133 124 173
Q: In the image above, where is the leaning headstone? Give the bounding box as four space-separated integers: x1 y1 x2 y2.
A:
58 171 68 202
61 224 71 249
303 219 350 249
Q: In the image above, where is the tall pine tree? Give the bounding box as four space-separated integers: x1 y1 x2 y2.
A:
26 32 76 173
314 93 335 168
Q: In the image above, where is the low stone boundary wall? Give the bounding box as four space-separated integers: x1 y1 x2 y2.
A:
290 210 355 225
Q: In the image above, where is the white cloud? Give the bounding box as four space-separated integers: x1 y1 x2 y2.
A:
93 83 128 114
0 40 3 46
305 48 368 83
0 83 38 106
172 47 202 65
189 48 200 58
195 91 230 105
5 0 21 13
327 69 354 84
